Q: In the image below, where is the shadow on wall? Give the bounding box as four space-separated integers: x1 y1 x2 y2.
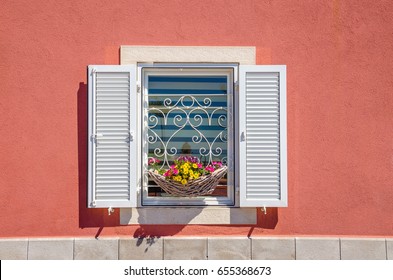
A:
133 207 278 238
77 82 119 231
258 207 279 229
132 207 203 238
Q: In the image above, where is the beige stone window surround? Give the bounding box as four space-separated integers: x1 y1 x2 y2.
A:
120 46 256 225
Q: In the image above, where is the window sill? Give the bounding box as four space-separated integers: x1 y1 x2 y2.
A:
120 207 256 225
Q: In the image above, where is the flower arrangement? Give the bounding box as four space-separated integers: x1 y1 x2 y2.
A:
147 156 227 196
149 156 223 185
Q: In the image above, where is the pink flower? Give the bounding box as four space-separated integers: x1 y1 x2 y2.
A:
205 165 215 173
177 156 199 163
172 168 179 175
197 163 203 169
148 158 160 165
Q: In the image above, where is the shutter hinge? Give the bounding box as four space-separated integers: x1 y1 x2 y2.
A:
137 83 141 93
91 134 103 143
240 131 246 142
91 68 97 75
260 207 267 215
234 81 239 93
90 201 96 207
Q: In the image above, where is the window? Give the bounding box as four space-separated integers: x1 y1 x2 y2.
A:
141 65 235 206
87 47 287 222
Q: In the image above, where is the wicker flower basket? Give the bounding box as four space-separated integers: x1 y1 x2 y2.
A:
148 166 228 197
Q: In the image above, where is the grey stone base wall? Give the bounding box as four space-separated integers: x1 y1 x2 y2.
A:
0 237 392 260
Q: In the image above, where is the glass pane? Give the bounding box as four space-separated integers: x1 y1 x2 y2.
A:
146 75 230 198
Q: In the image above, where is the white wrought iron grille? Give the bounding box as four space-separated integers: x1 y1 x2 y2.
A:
147 75 229 169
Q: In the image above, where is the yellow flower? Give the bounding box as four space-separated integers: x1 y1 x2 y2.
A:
192 163 198 168
181 179 187 185
183 168 188 175
194 173 200 179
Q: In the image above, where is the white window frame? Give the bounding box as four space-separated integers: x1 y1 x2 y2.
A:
139 63 237 206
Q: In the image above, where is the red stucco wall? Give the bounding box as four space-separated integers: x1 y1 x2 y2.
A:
1 0 393 238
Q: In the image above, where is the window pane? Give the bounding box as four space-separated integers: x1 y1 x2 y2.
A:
146 75 230 199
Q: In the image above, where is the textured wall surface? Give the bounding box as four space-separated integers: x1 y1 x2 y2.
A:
1 0 393 238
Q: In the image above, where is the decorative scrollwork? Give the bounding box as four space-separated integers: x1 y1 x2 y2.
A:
147 95 229 168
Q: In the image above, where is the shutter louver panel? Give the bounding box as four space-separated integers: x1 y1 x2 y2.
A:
95 72 130 202
88 65 137 208
239 65 287 207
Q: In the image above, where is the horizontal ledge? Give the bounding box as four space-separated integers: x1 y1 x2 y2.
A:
120 207 256 225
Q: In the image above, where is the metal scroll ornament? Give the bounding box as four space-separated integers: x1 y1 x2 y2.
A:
146 95 228 169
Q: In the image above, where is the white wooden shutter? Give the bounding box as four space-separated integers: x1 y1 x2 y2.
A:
239 65 287 207
88 65 137 208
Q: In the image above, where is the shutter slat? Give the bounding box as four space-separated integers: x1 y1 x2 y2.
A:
239 65 287 207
